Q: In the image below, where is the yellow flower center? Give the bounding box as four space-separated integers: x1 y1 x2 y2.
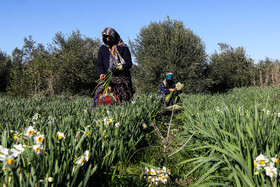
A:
8 158 15 165
159 170 162 174
36 147 40 152
135 170 137 174
88 154 91 159
275 158 279 164
14 136 18 140
150 171 154 175
38 137 43 142
260 160 266 165
81 158 85 163
28 130 33 135
166 176 169 179
148 178 151 182
86 132 90 136
162 177 165 180
254 162 257 166
58 135 62 139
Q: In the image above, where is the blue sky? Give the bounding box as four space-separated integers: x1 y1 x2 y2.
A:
1 0 279 62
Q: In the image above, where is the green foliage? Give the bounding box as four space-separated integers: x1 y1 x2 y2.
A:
50 30 100 95
0 94 162 186
6 31 100 97
208 43 254 92
7 65 31 97
0 50 11 92
129 17 209 94
179 87 280 186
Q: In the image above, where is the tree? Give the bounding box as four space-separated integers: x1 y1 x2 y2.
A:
50 30 100 95
254 58 280 88
207 43 254 92
7 31 100 97
129 17 209 94
7 48 31 97
0 50 12 92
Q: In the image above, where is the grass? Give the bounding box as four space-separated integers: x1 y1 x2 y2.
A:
1 87 280 186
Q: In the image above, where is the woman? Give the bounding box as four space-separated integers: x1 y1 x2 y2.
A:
158 73 178 107
92 27 134 109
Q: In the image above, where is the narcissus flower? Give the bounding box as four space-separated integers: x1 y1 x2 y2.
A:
108 117 113 124
103 117 113 126
48 177 54 182
32 113 41 124
57 131 66 140
150 168 156 175
13 135 19 140
25 126 36 138
34 134 45 145
3 156 15 168
264 162 277 179
76 156 86 166
0 146 9 161
82 127 90 138
0 145 9 155
254 154 269 170
32 144 43 154
115 122 120 128
143 124 147 129
84 150 90 162
142 167 149 174
10 144 25 157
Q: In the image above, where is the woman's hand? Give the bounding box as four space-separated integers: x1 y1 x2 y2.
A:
100 74 106 80
169 88 176 92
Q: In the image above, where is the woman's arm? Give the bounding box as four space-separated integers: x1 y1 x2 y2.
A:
96 47 105 76
119 46 132 70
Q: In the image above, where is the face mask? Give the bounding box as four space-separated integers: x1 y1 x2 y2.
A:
167 80 173 85
107 40 115 47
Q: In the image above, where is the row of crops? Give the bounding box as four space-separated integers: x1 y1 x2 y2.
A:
1 87 280 186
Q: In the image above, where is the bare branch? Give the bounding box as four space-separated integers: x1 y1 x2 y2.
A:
168 130 197 157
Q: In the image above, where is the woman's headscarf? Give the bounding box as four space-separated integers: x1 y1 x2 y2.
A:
163 73 175 88
165 73 174 80
102 27 124 47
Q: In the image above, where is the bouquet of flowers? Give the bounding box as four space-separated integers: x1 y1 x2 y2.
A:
165 82 184 104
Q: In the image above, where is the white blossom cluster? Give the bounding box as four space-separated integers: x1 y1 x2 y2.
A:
139 166 171 186
254 154 278 180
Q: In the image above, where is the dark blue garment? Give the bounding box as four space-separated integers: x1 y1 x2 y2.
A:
158 80 175 95
158 80 177 107
96 45 132 76
159 82 170 95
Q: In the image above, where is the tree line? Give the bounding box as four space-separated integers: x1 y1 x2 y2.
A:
1 18 279 97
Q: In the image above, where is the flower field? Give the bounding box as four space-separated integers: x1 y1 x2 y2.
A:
1 87 280 186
